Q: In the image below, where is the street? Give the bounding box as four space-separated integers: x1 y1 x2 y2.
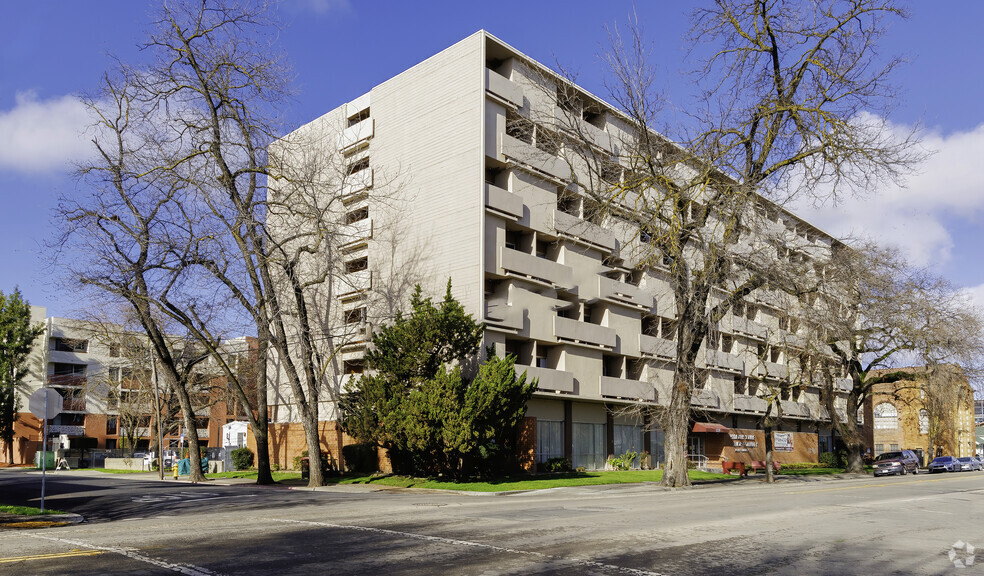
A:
1 469 983 575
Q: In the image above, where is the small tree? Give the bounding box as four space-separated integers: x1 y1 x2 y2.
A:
0 289 44 464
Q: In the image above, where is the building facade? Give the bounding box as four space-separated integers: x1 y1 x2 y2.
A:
0 307 254 466
264 31 855 471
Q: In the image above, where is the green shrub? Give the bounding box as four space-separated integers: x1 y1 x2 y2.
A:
818 451 839 467
780 462 827 470
231 447 254 471
293 450 308 472
606 450 638 471
271 463 280 472
542 457 572 473
342 443 379 473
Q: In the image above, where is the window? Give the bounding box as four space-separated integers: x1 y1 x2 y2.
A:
347 107 369 127
345 307 366 325
873 403 898 430
721 334 734 354
106 416 118 435
613 424 643 467
535 346 551 369
537 420 564 463
345 206 369 224
572 422 606 470
52 338 88 353
875 443 884 456
890 443 899 452
650 428 665 467
109 344 120 357
919 409 929 434
346 157 369 175
345 256 368 274
734 377 748 396
857 407 865 425
109 367 120 382
343 359 364 374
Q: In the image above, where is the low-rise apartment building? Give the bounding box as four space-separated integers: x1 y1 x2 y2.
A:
264 31 854 471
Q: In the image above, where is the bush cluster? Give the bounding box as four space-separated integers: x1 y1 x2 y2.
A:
606 451 638 471
818 451 840 467
231 447 254 471
780 462 828 470
541 457 572 473
342 443 379 473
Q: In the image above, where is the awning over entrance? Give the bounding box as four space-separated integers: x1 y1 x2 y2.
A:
692 422 730 434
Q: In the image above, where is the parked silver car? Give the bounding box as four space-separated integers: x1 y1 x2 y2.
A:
928 456 961 473
956 456 982 471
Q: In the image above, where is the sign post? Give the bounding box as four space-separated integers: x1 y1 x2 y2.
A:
29 388 63 513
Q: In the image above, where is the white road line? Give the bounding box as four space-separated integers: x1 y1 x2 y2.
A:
26 534 227 576
272 518 665 576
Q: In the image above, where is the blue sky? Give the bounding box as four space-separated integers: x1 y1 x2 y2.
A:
2 0 983 316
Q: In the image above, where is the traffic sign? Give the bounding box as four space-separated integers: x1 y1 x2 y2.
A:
29 388 63 420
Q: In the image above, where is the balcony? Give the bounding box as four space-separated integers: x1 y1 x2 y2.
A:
341 169 373 199
338 270 372 297
49 374 86 388
500 134 571 181
600 376 656 402
338 118 374 152
764 361 788 380
49 425 85 436
705 349 745 374
777 329 807 349
62 397 87 412
485 69 524 108
834 377 854 392
691 388 720 409
498 246 573 288
733 394 768 414
731 317 767 340
196 428 210 439
551 210 617 252
518 365 574 394
485 301 523 332
554 316 616 349
339 218 373 249
554 106 612 151
813 405 831 421
780 400 811 419
597 276 653 310
484 183 525 220
639 334 675 360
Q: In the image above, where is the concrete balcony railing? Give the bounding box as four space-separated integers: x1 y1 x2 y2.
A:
518 365 575 394
733 394 768 414
554 316 616 349
731 316 767 340
50 425 86 436
498 246 573 288
196 428 210 438
600 376 656 402
484 301 523 331
49 374 86 388
62 397 87 412
691 388 720 410
834 377 854 392
554 106 612 151
780 400 811 419
120 427 151 438
551 210 617 252
485 69 524 108
338 118 373 151
639 333 675 360
484 183 525 220
339 218 373 249
760 361 788 380
338 270 372 296
777 329 807 349
500 133 571 181
812 405 831 421
705 349 745 374
598 276 653 310
341 169 373 199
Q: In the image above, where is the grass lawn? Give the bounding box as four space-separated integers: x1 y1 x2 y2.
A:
0 504 65 516
205 470 302 482
320 469 734 492
91 468 150 474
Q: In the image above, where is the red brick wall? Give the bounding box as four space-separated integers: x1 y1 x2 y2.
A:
0 412 43 466
517 416 536 472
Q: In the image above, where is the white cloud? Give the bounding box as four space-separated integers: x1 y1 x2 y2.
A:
959 283 984 311
0 91 93 174
791 121 984 268
295 0 352 15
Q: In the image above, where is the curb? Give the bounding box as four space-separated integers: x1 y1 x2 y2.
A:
0 513 85 529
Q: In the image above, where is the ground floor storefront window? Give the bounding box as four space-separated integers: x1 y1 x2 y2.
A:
613 424 644 469
536 420 564 463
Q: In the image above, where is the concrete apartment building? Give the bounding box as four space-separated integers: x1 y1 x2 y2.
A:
0 307 253 466
863 368 976 466
265 31 854 471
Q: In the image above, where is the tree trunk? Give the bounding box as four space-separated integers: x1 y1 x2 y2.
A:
304 410 324 487
172 377 206 483
252 335 273 485
764 425 775 483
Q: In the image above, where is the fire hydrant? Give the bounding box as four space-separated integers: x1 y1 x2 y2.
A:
173 461 179 480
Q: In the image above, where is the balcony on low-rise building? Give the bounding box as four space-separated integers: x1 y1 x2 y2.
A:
834 377 854 392
518 365 575 394
338 270 372 297
341 168 373 200
600 376 656 402
597 276 652 310
498 246 573 289
731 316 767 340
484 183 525 220
553 106 612 151
639 333 675 360
554 316 616 349
338 218 373 249
338 118 374 152
485 69 524 108
705 349 745 374
764 361 788 380
484 300 523 332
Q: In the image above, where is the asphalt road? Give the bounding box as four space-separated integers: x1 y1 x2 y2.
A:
2 469 983 575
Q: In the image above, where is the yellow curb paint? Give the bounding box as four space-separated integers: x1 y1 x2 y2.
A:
0 549 105 563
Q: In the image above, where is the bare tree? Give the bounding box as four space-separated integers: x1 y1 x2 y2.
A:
799 243 984 472
542 0 918 487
